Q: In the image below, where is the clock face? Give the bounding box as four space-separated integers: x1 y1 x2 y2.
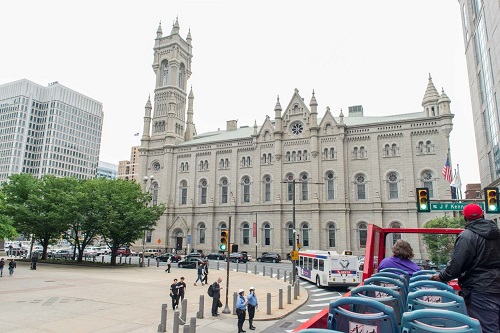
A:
152 161 161 171
290 122 304 135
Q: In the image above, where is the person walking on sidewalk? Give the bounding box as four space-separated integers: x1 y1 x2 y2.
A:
202 261 209 285
170 278 179 310
194 263 204 286
176 276 186 303
247 287 258 330
165 257 171 273
8 259 16 276
0 258 4 277
236 289 248 333
211 277 223 316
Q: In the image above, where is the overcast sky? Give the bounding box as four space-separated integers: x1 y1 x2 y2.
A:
1 0 479 187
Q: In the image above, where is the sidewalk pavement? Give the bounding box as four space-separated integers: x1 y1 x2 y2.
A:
0 259 307 333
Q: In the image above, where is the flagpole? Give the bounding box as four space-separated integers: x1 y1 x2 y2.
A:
457 164 462 200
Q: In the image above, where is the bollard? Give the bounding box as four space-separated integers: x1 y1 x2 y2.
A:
217 261 219 270
93 255 96 262
158 303 168 332
279 289 283 309
232 292 237 315
284 270 287 282
102 256 104 263
254 265 257 275
287 285 292 304
189 317 196 333
277 269 280 280
173 311 180 333
129 257 132 265
293 282 298 300
289 272 292 285
263 266 266 276
148 258 151 267
237 262 239 272
183 324 190 333
197 295 204 319
271 267 273 278
157 259 160 267
181 298 187 324
245 262 248 273
267 292 271 315
119 256 122 264
297 281 300 296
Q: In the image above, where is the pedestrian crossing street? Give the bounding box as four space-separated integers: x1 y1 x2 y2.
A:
285 281 343 332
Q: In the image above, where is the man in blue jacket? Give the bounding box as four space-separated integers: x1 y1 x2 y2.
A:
431 203 500 333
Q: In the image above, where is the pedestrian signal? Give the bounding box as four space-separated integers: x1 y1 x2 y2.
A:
416 188 430 212
220 230 229 251
230 244 239 253
484 187 499 213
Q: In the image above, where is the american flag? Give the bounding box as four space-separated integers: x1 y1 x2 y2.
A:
442 156 453 183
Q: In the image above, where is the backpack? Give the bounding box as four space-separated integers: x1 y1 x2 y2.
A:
207 283 214 297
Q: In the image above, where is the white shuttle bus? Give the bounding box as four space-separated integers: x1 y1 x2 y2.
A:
297 250 360 288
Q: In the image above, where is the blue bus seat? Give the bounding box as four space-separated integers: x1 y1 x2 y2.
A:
372 271 408 289
410 274 432 283
409 280 455 293
412 270 438 277
401 309 481 332
327 297 399 333
407 290 467 315
379 267 410 283
364 276 408 305
350 285 404 326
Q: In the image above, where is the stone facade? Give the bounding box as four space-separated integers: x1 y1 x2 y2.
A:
136 19 454 259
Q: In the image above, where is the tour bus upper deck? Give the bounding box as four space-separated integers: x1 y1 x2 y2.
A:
292 224 463 331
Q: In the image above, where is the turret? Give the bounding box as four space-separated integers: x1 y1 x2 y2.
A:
156 21 163 39
171 17 180 35
422 74 440 117
310 90 318 127
274 96 282 132
142 95 152 138
186 28 192 45
339 108 344 125
438 88 451 115
185 87 197 141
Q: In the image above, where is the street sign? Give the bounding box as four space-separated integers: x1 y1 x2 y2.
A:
157 238 161 244
430 202 484 211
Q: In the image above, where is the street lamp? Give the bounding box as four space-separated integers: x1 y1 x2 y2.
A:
222 191 234 314
141 175 154 267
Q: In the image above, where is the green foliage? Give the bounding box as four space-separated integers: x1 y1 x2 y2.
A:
0 191 17 239
423 216 465 265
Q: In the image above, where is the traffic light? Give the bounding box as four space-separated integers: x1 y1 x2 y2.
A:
220 230 229 251
416 188 430 212
484 187 499 213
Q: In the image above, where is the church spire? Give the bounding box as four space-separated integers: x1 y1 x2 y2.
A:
156 21 162 38
142 95 152 138
171 16 180 35
422 73 439 106
184 86 197 141
186 28 192 45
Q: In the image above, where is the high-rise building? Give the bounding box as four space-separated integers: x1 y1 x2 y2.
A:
136 19 455 258
97 161 118 179
0 79 103 181
458 0 500 187
118 146 139 181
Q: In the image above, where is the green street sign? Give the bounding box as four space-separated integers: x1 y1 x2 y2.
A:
430 202 485 211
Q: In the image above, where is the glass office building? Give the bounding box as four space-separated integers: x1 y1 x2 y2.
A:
0 79 103 182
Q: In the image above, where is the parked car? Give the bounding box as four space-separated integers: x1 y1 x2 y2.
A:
116 247 131 256
241 251 252 261
81 248 97 257
257 253 281 263
186 251 204 259
51 249 72 259
95 247 111 256
225 252 248 263
140 249 162 258
178 257 206 268
205 252 226 261
156 253 182 262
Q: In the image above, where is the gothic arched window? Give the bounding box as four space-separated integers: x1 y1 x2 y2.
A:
356 173 366 200
162 61 169 86
326 171 335 200
242 223 250 245
287 223 294 246
263 223 271 246
302 223 310 247
178 63 185 88
198 222 206 244
152 182 159 206
286 173 294 201
301 172 309 200
180 180 188 205
422 170 434 198
200 179 208 204
390 222 402 246
242 176 251 203
220 178 228 204
388 172 399 199
358 222 368 247
327 222 336 247
263 175 271 202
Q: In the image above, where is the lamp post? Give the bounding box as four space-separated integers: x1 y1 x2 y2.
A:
141 175 154 267
222 191 234 314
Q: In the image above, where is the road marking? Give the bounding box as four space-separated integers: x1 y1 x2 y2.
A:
313 296 342 302
307 303 330 307
297 319 310 323
303 285 316 289
311 292 336 296
298 310 321 315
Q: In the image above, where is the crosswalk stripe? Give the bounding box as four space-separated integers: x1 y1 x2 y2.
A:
303 285 316 289
313 296 342 302
298 310 321 315
307 303 330 308
297 318 310 323
311 292 335 296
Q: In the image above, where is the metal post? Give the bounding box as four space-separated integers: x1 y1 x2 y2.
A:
180 298 187 324
148 258 150 267
197 295 204 319
277 269 280 280
119 256 122 264
222 216 232 314
287 285 292 304
232 292 237 315
284 270 287 282
293 282 298 300
279 289 283 309
254 265 257 275
289 272 292 284
263 266 266 277
267 293 271 315
292 179 297 284
245 262 248 273
189 317 196 333
183 324 190 333
157 259 160 267
173 311 180 333
255 212 258 261
216 261 219 270
129 257 131 265
271 267 273 278
102 256 104 263
158 303 167 332
237 262 239 272
297 280 300 296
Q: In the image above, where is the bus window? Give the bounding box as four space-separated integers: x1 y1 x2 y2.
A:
307 258 312 270
299 256 304 267
319 259 324 271
313 258 318 270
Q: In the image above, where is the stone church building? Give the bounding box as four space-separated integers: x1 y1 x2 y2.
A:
136 19 454 259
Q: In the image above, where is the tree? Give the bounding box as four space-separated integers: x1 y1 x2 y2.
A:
1 174 71 259
423 216 465 265
0 191 17 240
97 179 165 265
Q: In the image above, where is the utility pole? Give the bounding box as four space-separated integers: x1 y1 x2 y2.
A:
222 193 233 314
255 212 258 261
